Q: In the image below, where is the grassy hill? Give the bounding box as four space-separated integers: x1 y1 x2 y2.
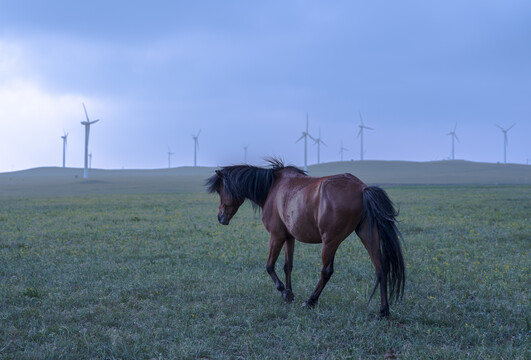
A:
309 160 531 185
0 160 529 197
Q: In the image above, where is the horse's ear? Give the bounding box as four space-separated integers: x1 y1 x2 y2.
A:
215 170 222 178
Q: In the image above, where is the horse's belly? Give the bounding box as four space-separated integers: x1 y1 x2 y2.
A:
273 178 323 243
281 204 322 243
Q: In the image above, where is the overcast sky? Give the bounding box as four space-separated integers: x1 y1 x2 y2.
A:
1 0 530 172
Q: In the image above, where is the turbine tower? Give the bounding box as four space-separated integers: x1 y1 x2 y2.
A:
81 103 100 178
89 153 92 169
313 128 327 164
243 145 248 163
296 113 315 171
192 130 201 167
496 123 516 164
446 122 459 160
168 148 174 168
357 112 373 161
61 131 68 168
339 140 349 161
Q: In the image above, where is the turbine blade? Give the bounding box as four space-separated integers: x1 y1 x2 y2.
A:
321 140 327 147
495 124 504 131
364 126 374 130
359 111 363 125
455 134 460 143
453 122 458 132
507 123 516 131
296 134 305 143
308 134 316 142
82 103 89 121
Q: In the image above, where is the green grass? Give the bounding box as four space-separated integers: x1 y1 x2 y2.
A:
0 186 529 359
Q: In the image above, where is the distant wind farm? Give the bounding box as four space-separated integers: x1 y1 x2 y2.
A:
50 106 527 177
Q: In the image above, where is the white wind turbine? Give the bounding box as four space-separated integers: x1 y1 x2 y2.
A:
339 140 349 161
81 103 100 178
296 113 316 171
61 131 68 168
313 128 327 164
243 145 248 163
357 112 373 161
496 123 516 164
167 148 174 168
89 153 92 169
447 122 459 160
192 130 201 167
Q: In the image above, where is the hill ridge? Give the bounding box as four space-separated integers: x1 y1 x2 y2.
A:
0 160 529 197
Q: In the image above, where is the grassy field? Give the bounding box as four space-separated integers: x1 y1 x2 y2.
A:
0 185 529 359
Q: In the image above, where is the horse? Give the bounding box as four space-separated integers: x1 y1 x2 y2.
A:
206 159 405 318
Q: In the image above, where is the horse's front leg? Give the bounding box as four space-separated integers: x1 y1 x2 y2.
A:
282 237 295 302
265 235 286 295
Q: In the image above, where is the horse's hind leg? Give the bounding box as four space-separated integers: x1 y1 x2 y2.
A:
355 222 390 318
282 237 295 302
302 239 340 308
266 235 287 295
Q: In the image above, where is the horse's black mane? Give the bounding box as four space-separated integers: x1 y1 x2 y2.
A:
205 158 306 208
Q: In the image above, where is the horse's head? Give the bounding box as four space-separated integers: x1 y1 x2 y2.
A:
209 170 244 225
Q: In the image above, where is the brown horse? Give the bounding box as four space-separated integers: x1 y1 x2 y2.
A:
206 159 405 318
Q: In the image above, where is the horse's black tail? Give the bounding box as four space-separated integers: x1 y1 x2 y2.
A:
362 186 405 304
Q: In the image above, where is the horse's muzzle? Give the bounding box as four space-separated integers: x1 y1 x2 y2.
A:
218 213 230 225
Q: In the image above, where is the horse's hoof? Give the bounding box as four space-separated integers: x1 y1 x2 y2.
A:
301 300 316 308
282 290 294 303
378 306 391 320
379 311 392 320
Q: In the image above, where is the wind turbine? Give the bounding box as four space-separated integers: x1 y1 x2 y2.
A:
243 145 248 163
60 131 68 168
296 113 316 171
357 112 373 161
89 153 92 169
339 140 349 161
496 123 516 164
446 122 459 160
313 128 327 164
192 130 201 167
167 148 174 168
81 103 99 178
